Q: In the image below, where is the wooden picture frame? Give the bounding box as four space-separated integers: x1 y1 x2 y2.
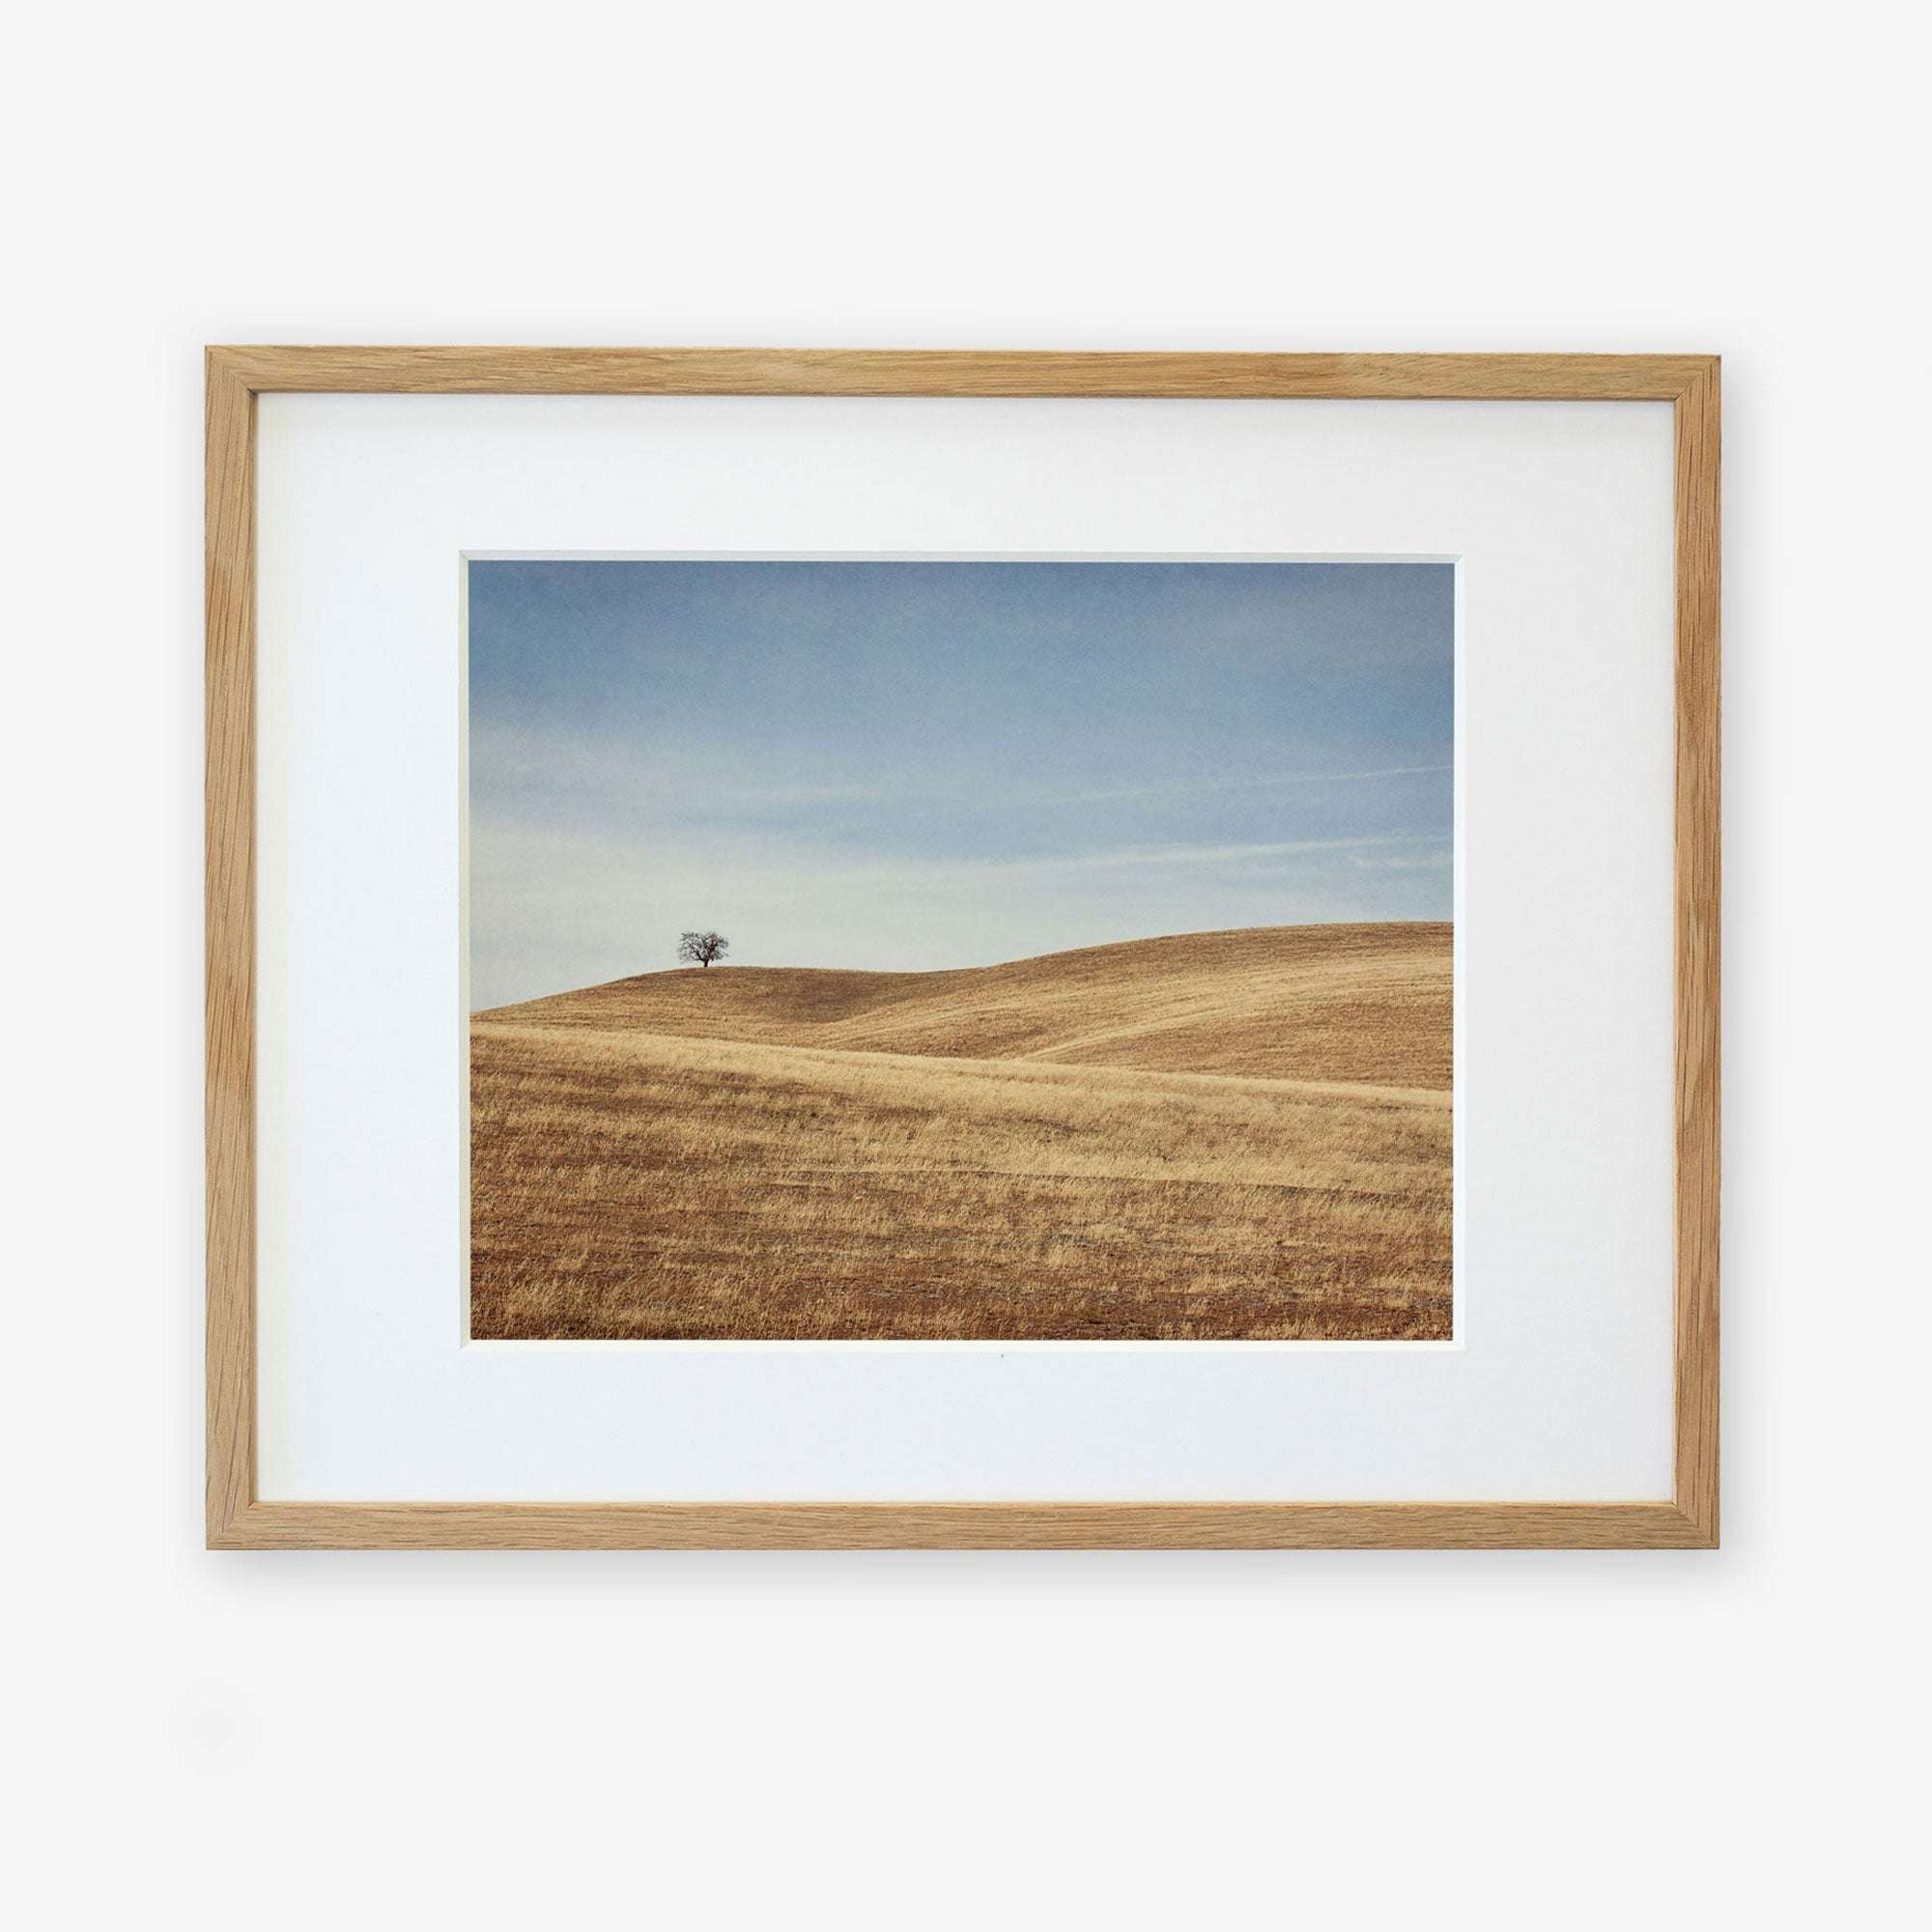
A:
208 348 1719 1549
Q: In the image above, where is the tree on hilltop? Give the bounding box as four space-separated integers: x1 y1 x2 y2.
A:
677 930 729 969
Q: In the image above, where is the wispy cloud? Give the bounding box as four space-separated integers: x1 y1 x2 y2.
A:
472 720 1450 819
863 832 1450 882
473 818 1447 888
1040 764 1453 807
1349 850 1453 871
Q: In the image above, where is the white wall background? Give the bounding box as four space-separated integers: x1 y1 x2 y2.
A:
5 3 1924 1926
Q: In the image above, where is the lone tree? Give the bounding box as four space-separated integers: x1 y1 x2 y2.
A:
677 929 729 969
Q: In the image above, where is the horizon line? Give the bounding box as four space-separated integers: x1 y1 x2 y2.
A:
471 915 1452 1014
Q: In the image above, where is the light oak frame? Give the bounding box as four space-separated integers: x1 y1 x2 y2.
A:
208 349 1719 1549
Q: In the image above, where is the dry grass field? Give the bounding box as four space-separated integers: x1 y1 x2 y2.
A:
470 923 1452 1340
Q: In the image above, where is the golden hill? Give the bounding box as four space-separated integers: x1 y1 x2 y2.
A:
475 921 1451 1090
470 923 1454 1342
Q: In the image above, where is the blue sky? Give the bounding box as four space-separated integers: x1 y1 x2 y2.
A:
468 558 1453 1008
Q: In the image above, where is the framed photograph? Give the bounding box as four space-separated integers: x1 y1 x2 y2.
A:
208 348 1719 1548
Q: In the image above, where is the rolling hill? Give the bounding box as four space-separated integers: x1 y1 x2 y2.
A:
469 923 1452 1342
475 921 1451 1089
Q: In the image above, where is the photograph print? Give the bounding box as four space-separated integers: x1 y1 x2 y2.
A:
467 557 1453 1341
